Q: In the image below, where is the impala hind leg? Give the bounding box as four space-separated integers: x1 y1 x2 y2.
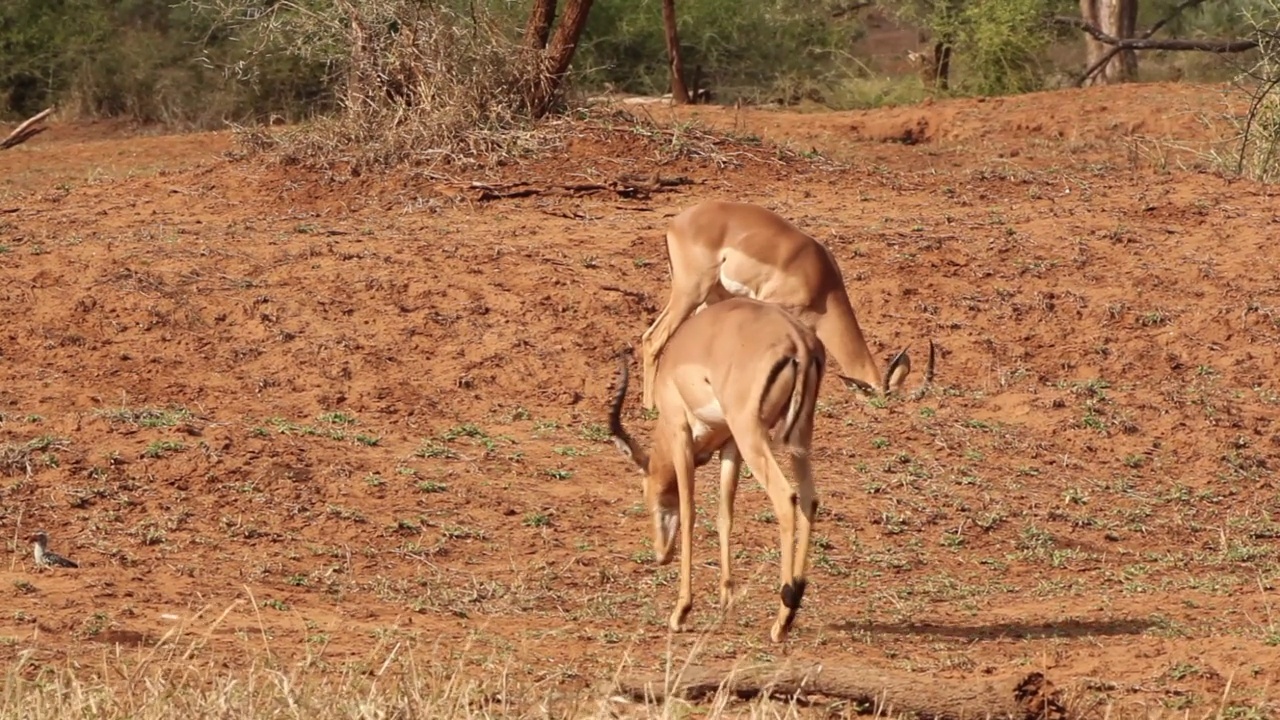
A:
789 451 818 613
785 372 820 618
730 426 801 643
716 442 742 610
668 426 697 633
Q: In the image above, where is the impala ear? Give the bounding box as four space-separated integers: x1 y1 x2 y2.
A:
908 339 937 400
884 346 912 394
838 374 876 396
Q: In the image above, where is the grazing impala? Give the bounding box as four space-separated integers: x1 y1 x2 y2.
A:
639 200 934 410
610 296 836 643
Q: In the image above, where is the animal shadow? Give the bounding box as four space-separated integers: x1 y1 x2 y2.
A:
830 617 1157 641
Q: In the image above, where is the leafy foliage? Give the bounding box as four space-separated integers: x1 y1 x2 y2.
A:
574 0 866 104
957 0 1053 95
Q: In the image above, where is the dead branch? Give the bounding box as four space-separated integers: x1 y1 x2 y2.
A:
539 206 600 220
600 284 654 308
466 174 694 201
1 107 54 150
1052 15 1259 53
831 1 873 18
1076 0 1210 84
613 662 1068 720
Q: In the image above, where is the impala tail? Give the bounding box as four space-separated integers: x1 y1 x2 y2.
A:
608 350 650 473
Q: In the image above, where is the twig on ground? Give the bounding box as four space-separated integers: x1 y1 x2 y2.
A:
464 174 695 201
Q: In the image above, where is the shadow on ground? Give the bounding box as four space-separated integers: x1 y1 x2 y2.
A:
831 618 1157 641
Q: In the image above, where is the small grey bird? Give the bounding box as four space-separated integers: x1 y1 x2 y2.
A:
28 530 78 568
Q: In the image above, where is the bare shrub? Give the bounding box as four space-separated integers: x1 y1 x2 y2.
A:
190 0 562 169
1227 0 1280 182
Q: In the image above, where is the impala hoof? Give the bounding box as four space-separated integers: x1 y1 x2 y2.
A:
669 604 691 633
719 580 736 610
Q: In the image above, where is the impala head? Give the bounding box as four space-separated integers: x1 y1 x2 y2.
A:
607 350 680 564
839 339 937 399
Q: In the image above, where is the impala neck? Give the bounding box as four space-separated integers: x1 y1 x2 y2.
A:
815 293 884 393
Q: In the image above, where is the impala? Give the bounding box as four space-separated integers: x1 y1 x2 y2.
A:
610 296 832 643
639 199 935 410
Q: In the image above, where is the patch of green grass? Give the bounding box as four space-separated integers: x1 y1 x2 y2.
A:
579 423 611 442
95 406 192 428
523 512 551 528
0 436 70 475
143 440 185 459
417 442 459 459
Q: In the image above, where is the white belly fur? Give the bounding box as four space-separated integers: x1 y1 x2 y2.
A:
718 268 755 299
689 397 726 444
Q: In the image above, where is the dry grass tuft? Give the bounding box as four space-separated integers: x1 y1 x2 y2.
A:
201 1 840 174
0 602 813 720
199 0 557 171
0 436 69 477
1209 0 1280 182
3 595 1276 719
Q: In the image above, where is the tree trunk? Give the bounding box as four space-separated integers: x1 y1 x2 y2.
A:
661 0 691 103
931 39 952 91
524 0 557 50
1079 0 1139 83
1119 0 1138 77
530 0 595 117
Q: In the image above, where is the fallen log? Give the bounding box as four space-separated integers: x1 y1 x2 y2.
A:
1 107 53 150
613 662 1069 720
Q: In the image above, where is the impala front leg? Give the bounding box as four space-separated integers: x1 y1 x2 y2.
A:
716 442 742 610
640 288 710 411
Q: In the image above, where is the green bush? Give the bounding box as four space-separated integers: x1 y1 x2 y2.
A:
0 0 331 125
892 0 1062 98
956 0 1051 95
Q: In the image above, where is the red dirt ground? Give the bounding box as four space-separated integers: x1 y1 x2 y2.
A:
2 82 1279 716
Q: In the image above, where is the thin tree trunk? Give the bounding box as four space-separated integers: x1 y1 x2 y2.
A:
524 0 557 50
662 0 691 103
932 39 952 90
1079 0 1139 83
1119 0 1139 77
